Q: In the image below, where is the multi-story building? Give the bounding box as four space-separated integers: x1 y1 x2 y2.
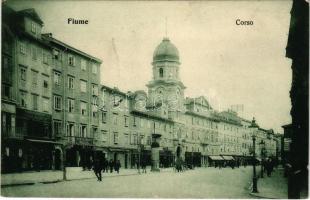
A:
2 6 54 172
1 5 102 172
1 5 279 173
42 33 102 169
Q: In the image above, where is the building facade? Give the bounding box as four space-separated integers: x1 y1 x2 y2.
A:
1 5 280 173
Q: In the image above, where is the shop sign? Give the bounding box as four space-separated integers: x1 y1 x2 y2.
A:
284 138 292 151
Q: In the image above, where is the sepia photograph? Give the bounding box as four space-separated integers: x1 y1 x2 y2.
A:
1 0 308 198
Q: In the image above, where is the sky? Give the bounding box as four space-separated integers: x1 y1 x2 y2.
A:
6 0 293 133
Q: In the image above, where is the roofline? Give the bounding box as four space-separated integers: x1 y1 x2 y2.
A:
101 85 130 97
185 111 220 122
42 34 102 63
131 110 174 123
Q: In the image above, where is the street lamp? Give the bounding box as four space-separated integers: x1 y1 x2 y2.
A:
249 117 259 193
259 140 266 178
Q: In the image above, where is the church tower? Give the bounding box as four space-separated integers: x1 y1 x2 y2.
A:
146 38 186 118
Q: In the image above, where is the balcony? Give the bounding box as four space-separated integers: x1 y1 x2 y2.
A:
66 136 94 146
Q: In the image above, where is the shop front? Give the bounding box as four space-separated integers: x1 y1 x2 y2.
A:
185 152 202 168
160 148 174 168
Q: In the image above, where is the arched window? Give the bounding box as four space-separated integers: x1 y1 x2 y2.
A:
159 68 164 78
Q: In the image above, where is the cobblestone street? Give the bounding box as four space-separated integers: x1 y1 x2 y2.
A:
2 167 288 198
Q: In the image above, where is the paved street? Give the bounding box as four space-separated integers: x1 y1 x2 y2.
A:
2 167 258 198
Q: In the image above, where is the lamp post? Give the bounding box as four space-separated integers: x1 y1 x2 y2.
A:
259 140 266 178
249 117 259 193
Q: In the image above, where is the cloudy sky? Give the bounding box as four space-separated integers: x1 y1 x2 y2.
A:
7 0 293 133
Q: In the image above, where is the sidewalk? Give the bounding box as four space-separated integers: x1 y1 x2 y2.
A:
1 167 173 187
249 168 288 199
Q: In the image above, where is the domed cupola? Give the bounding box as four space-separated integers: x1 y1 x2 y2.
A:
153 37 180 63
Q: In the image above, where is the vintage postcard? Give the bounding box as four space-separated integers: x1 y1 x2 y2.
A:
1 0 308 198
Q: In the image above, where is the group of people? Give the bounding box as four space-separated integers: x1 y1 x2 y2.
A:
92 158 121 181
263 157 277 177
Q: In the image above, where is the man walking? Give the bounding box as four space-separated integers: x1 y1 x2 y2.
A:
93 158 102 181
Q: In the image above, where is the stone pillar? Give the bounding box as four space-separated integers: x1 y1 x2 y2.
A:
151 147 160 172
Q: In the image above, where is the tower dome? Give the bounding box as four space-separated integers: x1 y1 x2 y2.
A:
153 37 179 63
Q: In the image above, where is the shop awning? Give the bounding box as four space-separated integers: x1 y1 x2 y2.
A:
26 139 62 144
209 156 224 160
221 156 234 160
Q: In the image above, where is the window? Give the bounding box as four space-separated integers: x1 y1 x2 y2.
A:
92 63 97 74
53 49 61 60
92 127 98 138
53 121 62 137
67 123 75 137
20 67 26 81
32 94 38 110
43 80 49 88
32 71 38 86
54 95 62 110
68 76 74 89
141 118 144 127
159 68 163 78
20 91 27 108
81 101 87 116
68 98 75 113
92 84 98 96
113 132 119 144
20 42 26 54
124 115 129 127
101 130 108 142
92 97 98 106
80 80 87 92
81 59 86 71
124 134 129 145
133 117 136 127
31 22 36 33
54 71 61 85
2 84 11 99
92 105 98 118
43 52 48 64
42 98 49 112
32 46 37 60
130 134 135 145
80 125 87 137
102 112 107 123
68 55 75 66
113 113 118 125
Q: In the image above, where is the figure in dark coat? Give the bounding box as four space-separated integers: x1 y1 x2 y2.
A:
114 160 121 174
141 159 147 173
93 158 103 181
109 159 114 173
102 158 107 173
266 158 273 177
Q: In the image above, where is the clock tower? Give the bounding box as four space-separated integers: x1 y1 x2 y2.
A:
146 37 186 118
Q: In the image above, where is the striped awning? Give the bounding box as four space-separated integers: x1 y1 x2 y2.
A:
221 156 234 160
209 156 224 160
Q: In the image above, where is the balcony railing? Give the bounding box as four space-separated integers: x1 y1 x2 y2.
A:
66 136 94 146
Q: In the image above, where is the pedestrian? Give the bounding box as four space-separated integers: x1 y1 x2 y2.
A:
114 160 121 174
102 157 107 173
266 158 272 177
93 158 102 181
109 159 114 173
141 159 147 173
